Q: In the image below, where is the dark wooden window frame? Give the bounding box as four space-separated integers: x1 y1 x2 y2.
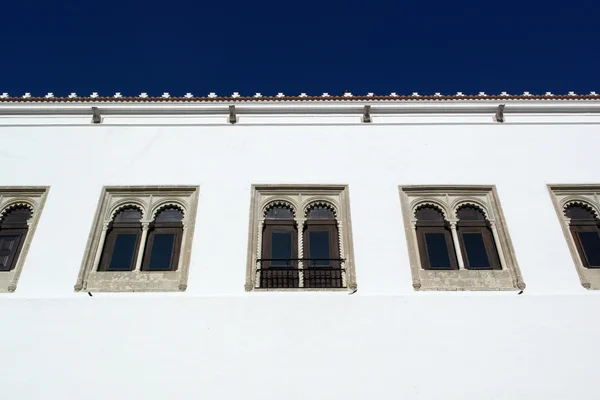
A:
141 222 184 271
261 219 298 268
260 219 298 288
416 221 458 270
98 222 142 272
569 220 600 269
456 220 501 270
303 219 340 267
0 208 32 272
0 228 28 272
303 218 343 288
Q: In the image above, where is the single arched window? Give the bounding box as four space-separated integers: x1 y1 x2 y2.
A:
98 207 143 271
415 205 458 270
304 205 342 288
565 204 600 268
456 205 501 270
142 206 184 271
260 204 298 288
0 206 32 271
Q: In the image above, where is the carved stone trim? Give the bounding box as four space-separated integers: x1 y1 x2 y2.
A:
108 201 146 220
246 184 356 292
262 199 297 217
548 185 600 290
150 201 187 219
0 187 49 293
453 200 491 219
0 201 35 221
303 200 338 218
411 199 450 219
399 185 524 291
561 199 599 218
75 186 199 292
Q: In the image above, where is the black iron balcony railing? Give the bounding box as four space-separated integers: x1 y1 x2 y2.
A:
256 258 345 289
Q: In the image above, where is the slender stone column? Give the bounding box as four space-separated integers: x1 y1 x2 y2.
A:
255 218 264 288
92 222 111 271
489 221 507 270
449 221 465 269
133 222 150 271
297 218 305 288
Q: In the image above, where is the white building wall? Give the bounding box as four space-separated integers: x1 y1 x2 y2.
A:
0 110 599 399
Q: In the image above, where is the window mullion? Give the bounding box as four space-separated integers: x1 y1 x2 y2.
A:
449 220 465 269
134 222 150 272
297 218 305 288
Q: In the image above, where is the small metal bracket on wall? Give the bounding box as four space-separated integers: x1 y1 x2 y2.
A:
495 104 505 123
362 105 372 123
91 107 102 124
228 105 237 124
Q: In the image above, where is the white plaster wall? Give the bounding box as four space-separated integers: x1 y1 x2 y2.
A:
0 116 599 399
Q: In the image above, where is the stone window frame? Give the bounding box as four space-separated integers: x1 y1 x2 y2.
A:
0 186 49 293
547 184 600 290
399 185 525 291
245 184 357 292
75 186 199 292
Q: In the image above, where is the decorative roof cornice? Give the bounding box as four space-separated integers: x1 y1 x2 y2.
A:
0 91 599 103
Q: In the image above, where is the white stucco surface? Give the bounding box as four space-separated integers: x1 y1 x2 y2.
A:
0 108 599 399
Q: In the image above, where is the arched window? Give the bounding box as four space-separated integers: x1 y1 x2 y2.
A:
456 205 501 270
415 205 458 270
142 206 184 271
260 204 298 288
565 203 600 268
304 204 342 288
0 206 32 271
98 207 143 271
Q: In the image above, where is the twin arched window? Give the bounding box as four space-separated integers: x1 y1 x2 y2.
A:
565 203 600 268
259 202 342 288
0 206 32 271
415 204 501 270
98 205 184 272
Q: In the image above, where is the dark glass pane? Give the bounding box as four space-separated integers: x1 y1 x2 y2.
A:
0 234 20 270
155 209 184 222
307 206 335 220
578 231 600 267
566 205 596 220
415 206 444 221
2 207 32 225
463 233 491 269
266 206 293 219
457 206 486 221
271 231 292 266
108 234 138 270
424 233 451 268
148 234 175 270
114 208 142 222
309 231 330 266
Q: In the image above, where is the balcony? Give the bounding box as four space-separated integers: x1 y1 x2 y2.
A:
256 259 346 289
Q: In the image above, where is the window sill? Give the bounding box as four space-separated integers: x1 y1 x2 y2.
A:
80 270 186 292
415 269 521 291
578 268 600 289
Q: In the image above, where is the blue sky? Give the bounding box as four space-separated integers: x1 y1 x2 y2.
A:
0 0 597 97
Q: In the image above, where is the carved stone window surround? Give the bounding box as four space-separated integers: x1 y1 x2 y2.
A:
399 185 525 291
0 187 49 293
547 184 600 289
75 186 199 292
245 184 356 292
